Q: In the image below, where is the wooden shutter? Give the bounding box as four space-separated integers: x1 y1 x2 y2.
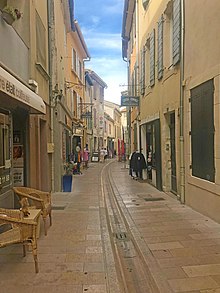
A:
173 0 181 65
157 15 164 80
191 79 215 182
150 29 155 87
140 48 146 95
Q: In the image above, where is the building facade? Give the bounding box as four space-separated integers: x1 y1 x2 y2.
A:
66 20 90 176
104 100 122 157
48 0 77 192
0 0 48 208
122 0 182 193
122 0 220 223
85 70 107 154
104 112 114 158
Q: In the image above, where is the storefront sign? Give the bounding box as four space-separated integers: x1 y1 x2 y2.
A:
121 95 139 107
13 168 24 186
74 128 83 136
0 66 46 114
0 76 30 104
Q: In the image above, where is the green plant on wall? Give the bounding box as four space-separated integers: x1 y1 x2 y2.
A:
2 6 17 20
1 5 21 25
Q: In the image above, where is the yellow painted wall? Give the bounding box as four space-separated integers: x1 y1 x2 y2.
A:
184 0 220 223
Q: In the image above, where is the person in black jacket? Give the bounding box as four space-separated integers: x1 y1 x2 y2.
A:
129 151 147 180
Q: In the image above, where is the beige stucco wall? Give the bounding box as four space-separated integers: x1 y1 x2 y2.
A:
184 0 220 223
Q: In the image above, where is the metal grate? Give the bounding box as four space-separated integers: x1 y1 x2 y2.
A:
115 232 127 240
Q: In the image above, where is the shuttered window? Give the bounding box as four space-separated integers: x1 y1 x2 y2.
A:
36 11 46 69
172 0 181 65
157 15 164 80
140 48 146 95
150 29 155 87
191 79 215 182
72 48 77 72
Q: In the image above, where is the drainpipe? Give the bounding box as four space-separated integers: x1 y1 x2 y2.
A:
135 0 140 153
47 0 55 192
179 0 185 203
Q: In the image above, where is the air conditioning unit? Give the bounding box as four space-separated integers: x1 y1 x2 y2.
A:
142 0 150 9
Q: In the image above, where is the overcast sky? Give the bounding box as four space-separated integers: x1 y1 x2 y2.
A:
74 0 127 105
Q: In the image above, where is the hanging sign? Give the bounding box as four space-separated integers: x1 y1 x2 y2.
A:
121 95 139 107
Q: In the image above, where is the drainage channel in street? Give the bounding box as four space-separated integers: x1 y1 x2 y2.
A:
101 162 159 293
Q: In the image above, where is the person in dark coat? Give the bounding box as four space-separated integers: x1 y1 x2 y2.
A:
131 152 147 180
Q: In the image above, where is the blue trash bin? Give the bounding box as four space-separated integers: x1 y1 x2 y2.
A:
63 175 72 192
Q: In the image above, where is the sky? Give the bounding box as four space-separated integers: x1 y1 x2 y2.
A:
74 0 127 105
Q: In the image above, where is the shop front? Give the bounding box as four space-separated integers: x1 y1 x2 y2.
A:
0 66 46 208
143 119 162 190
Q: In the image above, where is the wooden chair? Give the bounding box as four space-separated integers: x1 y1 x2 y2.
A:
0 208 39 273
13 187 52 236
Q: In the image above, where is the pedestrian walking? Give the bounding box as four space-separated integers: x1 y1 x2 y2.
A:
83 143 89 169
75 143 82 174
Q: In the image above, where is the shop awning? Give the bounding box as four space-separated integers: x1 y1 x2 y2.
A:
0 66 46 114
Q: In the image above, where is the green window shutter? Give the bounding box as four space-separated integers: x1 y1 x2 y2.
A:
191 79 215 182
150 29 155 87
173 0 181 65
140 48 145 95
157 15 164 80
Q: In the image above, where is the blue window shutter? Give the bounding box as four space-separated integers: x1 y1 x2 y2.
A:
140 48 145 95
173 0 181 65
150 29 155 87
157 15 164 80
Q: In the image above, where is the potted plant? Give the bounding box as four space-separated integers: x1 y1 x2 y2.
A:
62 162 73 192
2 6 21 25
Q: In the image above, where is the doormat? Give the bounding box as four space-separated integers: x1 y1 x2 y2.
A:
144 197 165 202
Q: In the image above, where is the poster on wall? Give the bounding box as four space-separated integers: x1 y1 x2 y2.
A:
13 168 24 186
13 145 24 167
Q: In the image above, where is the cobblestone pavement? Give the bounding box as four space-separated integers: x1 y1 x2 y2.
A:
1 161 220 292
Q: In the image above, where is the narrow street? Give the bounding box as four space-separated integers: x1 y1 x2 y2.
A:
1 160 220 292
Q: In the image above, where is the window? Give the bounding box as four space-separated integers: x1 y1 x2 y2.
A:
72 49 77 72
0 113 10 168
142 0 150 9
172 0 181 65
99 87 104 103
78 60 82 80
150 29 155 87
76 94 81 119
109 124 111 135
36 11 46 69
93 108 97 128
191 79 215 182
71 90 77 116
157 15 164 79
140 47 146 95
164 0 173 68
